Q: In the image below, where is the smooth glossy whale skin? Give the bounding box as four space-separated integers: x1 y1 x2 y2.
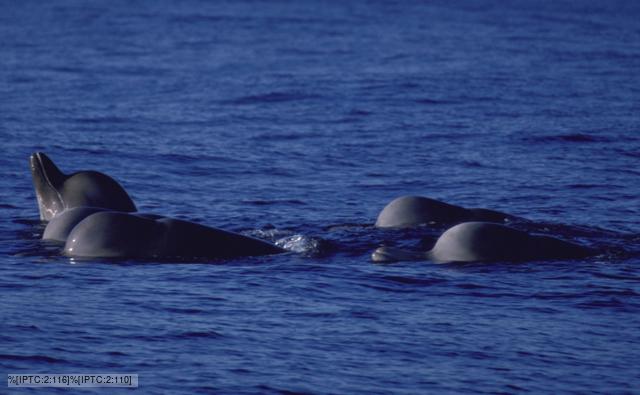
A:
30 152 136 221
375 196 513 228
427 222 595 263
43 207 107 242
64 211 284 259
43 207 162 243
372 222 595 264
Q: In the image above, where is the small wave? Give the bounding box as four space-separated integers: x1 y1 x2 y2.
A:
0 354 68 364
11 218 41 226
382 275 447 286
45 66 85 74
350 310 378 319
533 289 639 301
256 384 314 395
461 159 497 169
524 133 610 144
73 116 132 124
568 183 609 189
174 331 223 339
163 307 204 314
415 98 458 105
0 282 29 290
593 272 640 282
243 199 306 206
358 283 417 294
347 109 372 117
16 273 66 281
465 291 523 298
169 14 249 24
105 351 128 356
9 75 39 84
10 324 43 332
455 282 489 290
523 306 562 314
62 147 111 156
575 298 633 310
225 92 322 105
129 330 223 341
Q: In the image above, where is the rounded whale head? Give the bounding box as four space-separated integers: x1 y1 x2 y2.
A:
375 196 469 228
64 212 285 260
30 152 136 221
427 222 594 263
428 222 533 263
375 196 514 228
372 222 595 264
43 207 107 242
65 212 165 258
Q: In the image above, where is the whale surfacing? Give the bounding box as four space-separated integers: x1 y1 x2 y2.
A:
372 222 595 264
43 207 107 242
428 222 594 263
64 212 284 260
375 196 513 228
30 152 136 221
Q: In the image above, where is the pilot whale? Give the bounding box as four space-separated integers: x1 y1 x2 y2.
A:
43 207 108 242
372 222 595 263
375 196 515 228
30 152 136 221
64 211 284 259
43 207 163 243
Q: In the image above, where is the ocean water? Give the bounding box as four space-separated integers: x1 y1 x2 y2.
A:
2 0 640 393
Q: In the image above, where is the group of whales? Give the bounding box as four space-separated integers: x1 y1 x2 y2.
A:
372 196 594 263
31 152 283 259
31 152 595 263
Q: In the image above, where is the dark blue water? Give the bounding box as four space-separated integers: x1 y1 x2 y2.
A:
2 1 640 393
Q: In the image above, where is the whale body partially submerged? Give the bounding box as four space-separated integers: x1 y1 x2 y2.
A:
32 152 283 260
372 222 596 263
375 196 514 228
30 152 136 221
64 211 284 260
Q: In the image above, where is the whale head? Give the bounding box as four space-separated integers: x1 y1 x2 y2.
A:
30 152 136 221
375 196 469 228
30 152 66 221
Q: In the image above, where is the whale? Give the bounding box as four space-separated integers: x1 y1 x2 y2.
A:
43 207 108 242
371 221 595 263
64 211 284 259
375 196 514 228
30 152 136 221
43 207 162 242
